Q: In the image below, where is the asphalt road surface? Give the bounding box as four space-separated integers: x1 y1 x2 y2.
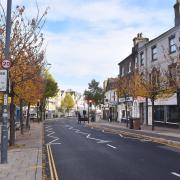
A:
44 118 180 180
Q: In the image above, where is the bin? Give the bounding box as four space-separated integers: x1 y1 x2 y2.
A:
133 118 141 130
129 118 133 129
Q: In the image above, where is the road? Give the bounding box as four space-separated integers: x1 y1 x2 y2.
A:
44 118 180 180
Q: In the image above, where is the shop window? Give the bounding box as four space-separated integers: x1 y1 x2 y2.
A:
154 106 164 122
167 106 179 124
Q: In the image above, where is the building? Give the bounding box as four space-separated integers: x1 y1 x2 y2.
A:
103 78 118 121
118 0 180 128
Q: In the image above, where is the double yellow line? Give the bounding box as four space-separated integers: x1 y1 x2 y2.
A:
46 144 59 180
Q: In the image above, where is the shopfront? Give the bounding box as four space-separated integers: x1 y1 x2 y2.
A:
152 94 179 128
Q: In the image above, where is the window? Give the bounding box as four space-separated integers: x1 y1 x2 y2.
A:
135 57 138 69
140 52 144 66
128 62 131 73
152 45 157 61
169 35 176 54
121 67 124 76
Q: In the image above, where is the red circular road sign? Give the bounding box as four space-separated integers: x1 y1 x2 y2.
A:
2 59 11 69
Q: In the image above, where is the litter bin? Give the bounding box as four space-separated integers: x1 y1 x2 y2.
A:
129 118 133 129
133 118 141 130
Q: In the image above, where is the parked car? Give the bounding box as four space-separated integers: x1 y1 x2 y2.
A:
30 113 37 121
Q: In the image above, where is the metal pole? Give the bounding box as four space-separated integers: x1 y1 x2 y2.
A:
1 0 12 164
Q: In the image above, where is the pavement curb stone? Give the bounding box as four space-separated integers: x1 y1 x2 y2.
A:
86 123 180 149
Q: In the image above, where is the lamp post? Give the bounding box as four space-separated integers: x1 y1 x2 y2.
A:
1 0 12 164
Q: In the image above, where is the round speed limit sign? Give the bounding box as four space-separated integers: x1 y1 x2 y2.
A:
2 59 11 69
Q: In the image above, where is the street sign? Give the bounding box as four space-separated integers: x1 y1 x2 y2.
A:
0 70 7 92
2 59 11 69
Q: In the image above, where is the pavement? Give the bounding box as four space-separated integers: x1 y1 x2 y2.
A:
0 122 43 180
86 119 180 149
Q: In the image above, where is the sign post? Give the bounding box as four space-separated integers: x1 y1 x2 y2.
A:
1 0 12 164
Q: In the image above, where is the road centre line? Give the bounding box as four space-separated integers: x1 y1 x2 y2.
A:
107 144 117 149
171 172 180 178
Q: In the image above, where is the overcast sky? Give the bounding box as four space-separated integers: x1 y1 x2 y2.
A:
10 0 175 92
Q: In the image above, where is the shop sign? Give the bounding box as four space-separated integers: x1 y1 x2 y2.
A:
136 96 146 103
119 97 133 102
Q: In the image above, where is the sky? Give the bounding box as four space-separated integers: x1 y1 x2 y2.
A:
7 0 176 92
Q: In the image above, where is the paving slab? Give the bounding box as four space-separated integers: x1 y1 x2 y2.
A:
0 122 42 180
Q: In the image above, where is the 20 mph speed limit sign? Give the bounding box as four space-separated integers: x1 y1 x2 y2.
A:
2 59 11 69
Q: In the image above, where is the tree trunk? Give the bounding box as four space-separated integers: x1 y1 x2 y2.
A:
37 105 39 123
9 93 15 146
151 99 155 131
19 99 24 134
26 102 30 130
146 97 148 126
40 99 43 121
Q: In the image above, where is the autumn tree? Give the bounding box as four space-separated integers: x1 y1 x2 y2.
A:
61 94 75 115
0 4 48 145
140 67 175 130
116 76 131 127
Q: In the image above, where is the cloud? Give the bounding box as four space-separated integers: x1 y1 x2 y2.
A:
9 0 175 92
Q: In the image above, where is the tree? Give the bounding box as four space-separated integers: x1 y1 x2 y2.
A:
61 94 75 115
40 71 59 120
0 4 48 145
84 79 104 107
116 76 131 127
140 67 175 130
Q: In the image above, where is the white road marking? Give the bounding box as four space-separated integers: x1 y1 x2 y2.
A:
102 130 104 132
86 134 111 144
45 126 61 145
107 144 117 149
66 125 112 144
171 172 180 178
119 134 123 138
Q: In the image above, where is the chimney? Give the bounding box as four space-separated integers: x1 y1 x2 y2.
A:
174 0 180 26
133 33 149 47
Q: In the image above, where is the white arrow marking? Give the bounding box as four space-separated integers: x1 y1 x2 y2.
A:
171 172 180 178
86 134 111 144
66 126 111 144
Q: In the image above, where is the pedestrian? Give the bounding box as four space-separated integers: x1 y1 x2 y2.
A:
109 113 112 122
